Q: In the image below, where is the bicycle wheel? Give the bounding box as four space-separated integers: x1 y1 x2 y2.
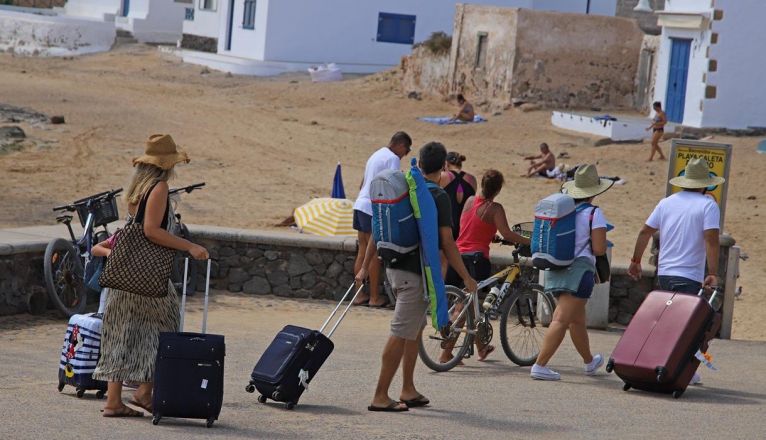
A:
418 286 474 372
171 224 197 293
44 238 87 317
499 284 555 366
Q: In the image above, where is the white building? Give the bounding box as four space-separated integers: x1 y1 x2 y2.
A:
63 0 186 44
652 0 766 129
180 0 617 76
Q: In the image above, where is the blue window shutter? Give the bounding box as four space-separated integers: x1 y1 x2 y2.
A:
377 12 416 45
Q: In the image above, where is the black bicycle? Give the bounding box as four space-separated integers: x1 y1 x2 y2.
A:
169 182 205 294
45 188 123 317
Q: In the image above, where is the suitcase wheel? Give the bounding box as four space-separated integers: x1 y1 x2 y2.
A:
206 418 215 428
257 395 267 404
605 359 614 373
76 388 85 398
57 382 65 392
285 402 296 410
622 383 631 392
245 384 256 393
96 390 106 399
152 415 161 426
672 390 684 399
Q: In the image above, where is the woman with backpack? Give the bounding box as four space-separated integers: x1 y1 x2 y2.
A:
440 151 477 240
530 164 613 381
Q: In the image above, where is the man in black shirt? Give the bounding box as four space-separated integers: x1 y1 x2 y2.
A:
357 142 477 412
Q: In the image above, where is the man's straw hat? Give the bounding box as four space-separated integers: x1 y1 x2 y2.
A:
561 164 614 199
132 134 190 170
669 158 725 189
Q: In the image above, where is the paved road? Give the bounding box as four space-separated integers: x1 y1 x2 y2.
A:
2 293 764 440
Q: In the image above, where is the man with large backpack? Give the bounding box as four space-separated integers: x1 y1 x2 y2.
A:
356 142 477 412
352 132 413 307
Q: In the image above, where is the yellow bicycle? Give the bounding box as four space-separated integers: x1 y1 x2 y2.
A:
418 223 556 372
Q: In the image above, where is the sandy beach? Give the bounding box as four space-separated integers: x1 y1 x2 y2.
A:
0 44 763 340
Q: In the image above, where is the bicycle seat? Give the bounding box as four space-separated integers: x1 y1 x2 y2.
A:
56 215 73 224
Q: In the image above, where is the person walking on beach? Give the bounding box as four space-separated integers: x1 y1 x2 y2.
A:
646 101 668 162
352 132 412 307
524 143 556 178
94 134 209 417
531 164 613 381
356 142 477 412
440 151 477 239
450 94 475 123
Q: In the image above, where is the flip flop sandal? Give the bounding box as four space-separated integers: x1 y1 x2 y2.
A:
128 399 153 413
102 406 144 418
401 394 430 408
368 401 409 412
477 345 496 361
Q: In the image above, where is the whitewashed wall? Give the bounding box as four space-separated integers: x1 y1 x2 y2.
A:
702 0 766 129
116 0 186 43
0 9 115 56
183 0 220 39
64 0 121 21
221 0 269 58
260 0 615 67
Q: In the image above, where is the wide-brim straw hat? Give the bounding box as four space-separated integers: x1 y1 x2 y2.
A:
132 134 190 170
561 164 614 199
669 158 725 189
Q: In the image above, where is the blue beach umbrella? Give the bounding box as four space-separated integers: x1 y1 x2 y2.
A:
331 162 345 199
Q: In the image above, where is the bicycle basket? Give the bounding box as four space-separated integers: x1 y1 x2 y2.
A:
76 197 119 228
512 222 534 258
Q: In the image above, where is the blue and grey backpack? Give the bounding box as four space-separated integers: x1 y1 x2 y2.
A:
370 169 419 263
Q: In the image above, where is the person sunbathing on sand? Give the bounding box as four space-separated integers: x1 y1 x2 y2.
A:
450 94 475 122
523 143 556 177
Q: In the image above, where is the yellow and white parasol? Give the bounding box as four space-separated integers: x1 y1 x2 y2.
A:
294 198 356 237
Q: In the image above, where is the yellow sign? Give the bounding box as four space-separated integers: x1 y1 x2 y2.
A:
666 140 732 228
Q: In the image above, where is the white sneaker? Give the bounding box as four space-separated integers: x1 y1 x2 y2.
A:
585 354 604 376
531 364 561 381
690 372 702 385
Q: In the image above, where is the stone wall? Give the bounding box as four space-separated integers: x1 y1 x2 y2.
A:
0 244 46 315
0 225 657 326
400 45 451 99
180 34 218 53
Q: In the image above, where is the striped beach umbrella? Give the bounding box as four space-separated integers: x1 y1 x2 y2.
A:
294 197 355 237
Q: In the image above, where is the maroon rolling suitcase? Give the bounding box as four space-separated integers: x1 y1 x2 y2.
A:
606 289 721 398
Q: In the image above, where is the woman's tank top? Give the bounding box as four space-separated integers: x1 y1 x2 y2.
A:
443 171 476 239
456 196 498 258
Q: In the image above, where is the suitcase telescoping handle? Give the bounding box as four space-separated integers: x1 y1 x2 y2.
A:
699 287 722 312
179 258 212 334
319 282 364 338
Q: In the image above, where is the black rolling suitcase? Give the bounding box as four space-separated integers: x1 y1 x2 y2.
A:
152 259 225 428
245 283 363 409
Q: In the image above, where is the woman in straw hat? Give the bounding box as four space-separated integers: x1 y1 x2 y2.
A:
531 164 613 381
94 134 209 417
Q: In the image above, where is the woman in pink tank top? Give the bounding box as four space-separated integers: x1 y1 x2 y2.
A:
443 170 530 362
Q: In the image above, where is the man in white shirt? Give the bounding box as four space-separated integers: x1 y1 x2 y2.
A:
628 158 724 294
352 132 412 307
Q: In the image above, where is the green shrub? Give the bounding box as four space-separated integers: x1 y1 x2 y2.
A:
414 32 452 56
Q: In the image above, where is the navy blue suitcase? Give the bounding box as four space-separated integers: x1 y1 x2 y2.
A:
246 284 362 409
153 259 225 428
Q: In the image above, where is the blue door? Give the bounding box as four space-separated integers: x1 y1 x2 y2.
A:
665 38 691 123
122 0 130 17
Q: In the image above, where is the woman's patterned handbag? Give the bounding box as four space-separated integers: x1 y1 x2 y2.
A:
98 186 174 297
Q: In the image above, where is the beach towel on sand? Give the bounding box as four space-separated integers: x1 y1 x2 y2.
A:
418 115 487 125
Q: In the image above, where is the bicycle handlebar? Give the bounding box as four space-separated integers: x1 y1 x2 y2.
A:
169 182 206 196
53 188 123 212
